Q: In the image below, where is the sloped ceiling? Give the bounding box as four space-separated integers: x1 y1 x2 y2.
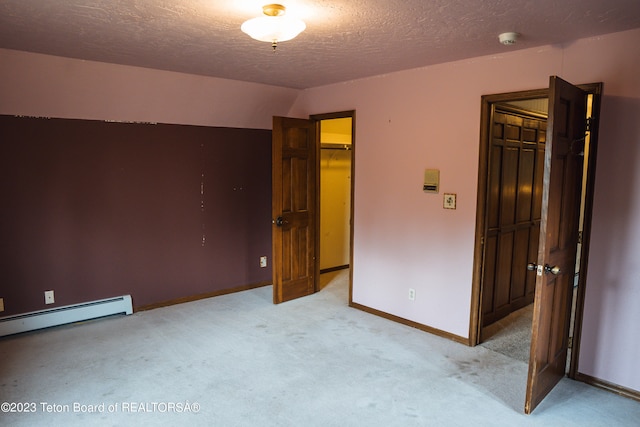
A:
1 0 639 89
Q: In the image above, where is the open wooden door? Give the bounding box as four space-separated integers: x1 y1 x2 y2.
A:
524 77 587 413
272 116 318 303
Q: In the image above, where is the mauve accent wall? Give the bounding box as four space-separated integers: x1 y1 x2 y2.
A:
0 115 271 316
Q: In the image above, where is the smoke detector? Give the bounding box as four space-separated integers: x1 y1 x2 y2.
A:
499 32 519 45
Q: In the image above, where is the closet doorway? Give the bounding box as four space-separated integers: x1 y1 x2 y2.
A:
470 80 603 413
271 111 354 303
319 117 352 273
480 100 548 330
313 112 354 295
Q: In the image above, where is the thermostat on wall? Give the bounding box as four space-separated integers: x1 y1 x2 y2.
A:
423 169 440 193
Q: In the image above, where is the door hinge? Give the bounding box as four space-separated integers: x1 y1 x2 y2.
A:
568 337 573 349
586 117 595 133
578 230 583 245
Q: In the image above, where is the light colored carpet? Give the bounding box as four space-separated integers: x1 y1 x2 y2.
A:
1 270 638 426
480 304 533 363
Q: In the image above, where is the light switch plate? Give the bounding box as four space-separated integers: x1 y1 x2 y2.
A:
444 193 456 209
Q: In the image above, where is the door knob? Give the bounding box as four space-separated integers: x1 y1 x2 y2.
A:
527 263 560 275
544 264 561 275
274 216 287 227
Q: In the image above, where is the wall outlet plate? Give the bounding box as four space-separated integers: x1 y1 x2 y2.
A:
260 256 267 268
44 290 55 304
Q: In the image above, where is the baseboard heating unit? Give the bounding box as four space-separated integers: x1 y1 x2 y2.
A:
0 295 133 337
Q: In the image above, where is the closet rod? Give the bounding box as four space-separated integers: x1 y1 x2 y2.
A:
321 143 351 150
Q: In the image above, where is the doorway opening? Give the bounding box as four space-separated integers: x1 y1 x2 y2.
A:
313 112 355 297
477 98 548 363
271 111 355 304
319 118 352 272
470 83 602 375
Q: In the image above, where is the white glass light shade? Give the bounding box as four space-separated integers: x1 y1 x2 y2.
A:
241 15 306 43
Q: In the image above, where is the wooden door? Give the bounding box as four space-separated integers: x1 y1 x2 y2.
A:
272 116 318 303
525 77 587 413
481 108 546 327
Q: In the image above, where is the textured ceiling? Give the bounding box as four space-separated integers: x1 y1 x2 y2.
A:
1 0 639 89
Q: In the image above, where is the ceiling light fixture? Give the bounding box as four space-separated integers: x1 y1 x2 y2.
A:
498 32 519 45
241 4 306 51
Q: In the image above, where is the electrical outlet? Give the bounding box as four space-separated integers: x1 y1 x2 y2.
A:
44 290 55 305
408 288 416 301
0 298 4 312
259 256 267 268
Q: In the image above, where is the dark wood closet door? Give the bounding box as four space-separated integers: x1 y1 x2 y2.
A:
525 76 587 414
481 108 546 327
272 116 318 303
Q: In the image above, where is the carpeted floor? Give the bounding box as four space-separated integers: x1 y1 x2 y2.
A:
1 269 638 426
480 304 533 363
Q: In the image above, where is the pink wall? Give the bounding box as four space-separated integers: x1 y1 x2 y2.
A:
0 48 298 130
290 46 562 338
291 29 640 392
562 30 640 392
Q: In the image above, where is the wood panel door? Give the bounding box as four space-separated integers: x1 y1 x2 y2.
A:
272 117 318 303
481 109 546 327
525 77 587 413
